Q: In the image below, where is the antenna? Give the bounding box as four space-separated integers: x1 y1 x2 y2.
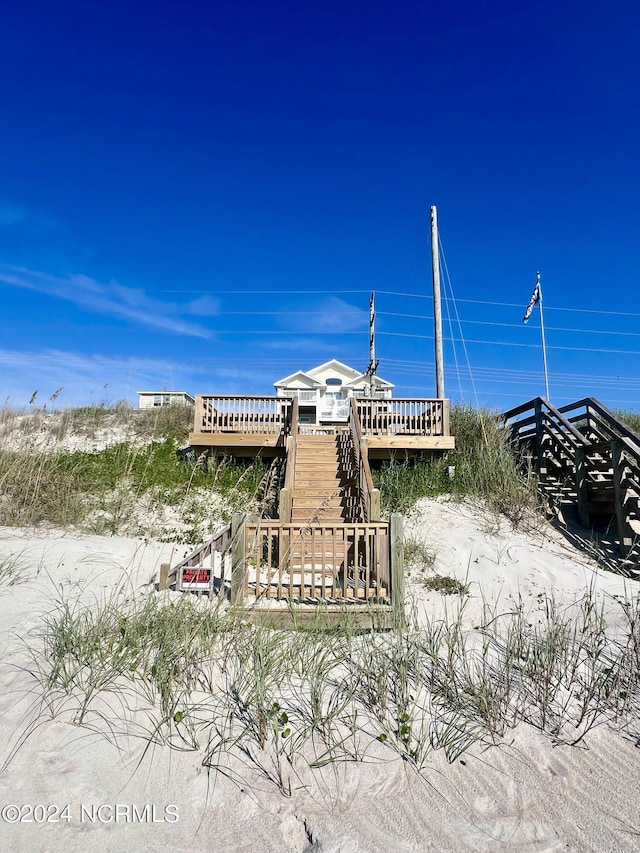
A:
366 291 379 396
431 206 445 398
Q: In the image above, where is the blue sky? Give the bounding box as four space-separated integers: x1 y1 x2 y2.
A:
1 0 639 412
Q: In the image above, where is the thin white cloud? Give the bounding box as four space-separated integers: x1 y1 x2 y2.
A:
0 265 215 338
277 296 369 334
186 295 221 316
0 348 281 406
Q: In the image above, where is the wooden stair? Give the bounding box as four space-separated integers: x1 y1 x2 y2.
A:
287 433 359 578
291 434 348 525
503 397 640 561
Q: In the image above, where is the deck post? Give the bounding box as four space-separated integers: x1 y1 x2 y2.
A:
390 513 405 629
159 563 170 591
612 439 633 555
231 511 247 606
194 395 204 433
442 398 450 437
279 488 292 523
370 488 381 522
575 446 590 528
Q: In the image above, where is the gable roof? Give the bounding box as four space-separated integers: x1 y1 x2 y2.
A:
273 370 323 388
306 359 363 381
343 374 394 389
274 360 394 390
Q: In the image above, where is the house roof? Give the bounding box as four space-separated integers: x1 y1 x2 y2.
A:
273 360 394 389
273 370 324 388
306 359 363 380
137 390 195 400
343 374 394 389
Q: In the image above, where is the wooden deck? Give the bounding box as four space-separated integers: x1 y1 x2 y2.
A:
189 394 455 456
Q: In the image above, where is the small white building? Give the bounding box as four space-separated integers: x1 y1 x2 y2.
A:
137 391 195 410
274 359 393 424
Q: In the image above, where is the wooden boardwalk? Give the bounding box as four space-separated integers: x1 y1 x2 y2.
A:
165 392 455 624
503 396 640 559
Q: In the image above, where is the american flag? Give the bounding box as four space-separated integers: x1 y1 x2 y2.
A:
523 278 541 323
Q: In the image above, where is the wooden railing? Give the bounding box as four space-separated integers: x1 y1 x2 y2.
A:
504 397 589 477
355 398 450 435
241 520 392 602
349 397 380 521
503 397 640 556
168 512 406 625
558 398 640 451
193 395 292 434
167 523 233 592
557 399 640 553
193 394 451 437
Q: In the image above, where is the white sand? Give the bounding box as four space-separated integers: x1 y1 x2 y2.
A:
1 501 639 852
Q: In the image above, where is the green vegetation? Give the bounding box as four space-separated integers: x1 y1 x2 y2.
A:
0 442 269 535
403 537 437 572
615 409 640 435
0 400 194 445
374 404 539 527
0 403 274 538
423 574 469 595
28 585 640 791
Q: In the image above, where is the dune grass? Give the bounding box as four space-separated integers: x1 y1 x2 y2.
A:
374 404 540 526
25 584 639 792
615 409 640 435
0 440 268 530
0 400 194 445
0 402 282 537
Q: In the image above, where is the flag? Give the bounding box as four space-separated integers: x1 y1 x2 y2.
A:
523 280 540 323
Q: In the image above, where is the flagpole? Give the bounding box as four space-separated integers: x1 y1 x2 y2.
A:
537 271 550 401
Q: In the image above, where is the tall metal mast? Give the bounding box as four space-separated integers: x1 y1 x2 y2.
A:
366 291 379 396
430 205 445 398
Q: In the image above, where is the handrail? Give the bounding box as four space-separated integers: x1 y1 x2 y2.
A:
502 397 540 421
168 523 233 588
503 397 589 447
558 397 640 450
284 396 299 493
193 395 292 435
349 397 378 521
355 398 448 436
503 395 640 557
280 397 298 522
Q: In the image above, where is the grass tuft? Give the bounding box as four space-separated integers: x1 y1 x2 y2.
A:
423 575 469 595
374 404 540 527
21 584 639 793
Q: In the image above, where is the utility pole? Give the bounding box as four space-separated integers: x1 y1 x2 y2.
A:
366 291 379 396
430 205 445 398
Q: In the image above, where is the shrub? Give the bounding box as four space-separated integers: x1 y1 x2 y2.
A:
374 404 540 527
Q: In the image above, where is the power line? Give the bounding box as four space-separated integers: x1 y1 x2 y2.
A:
377 331 640 355
157 287 640 318
377 311 640 338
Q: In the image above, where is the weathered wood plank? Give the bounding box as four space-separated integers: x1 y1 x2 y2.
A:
189 432 282 447
390 513 405 629
364 436 455 449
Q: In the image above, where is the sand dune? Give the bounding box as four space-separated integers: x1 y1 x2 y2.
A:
0 499 639 852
